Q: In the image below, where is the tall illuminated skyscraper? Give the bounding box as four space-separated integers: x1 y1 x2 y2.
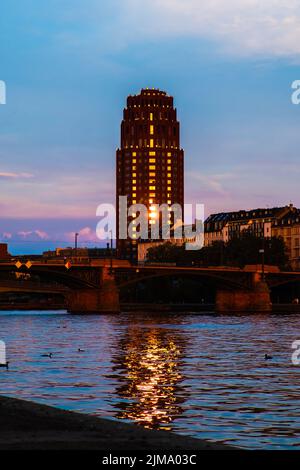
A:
116 88 184 259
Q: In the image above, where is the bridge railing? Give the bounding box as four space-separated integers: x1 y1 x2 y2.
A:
0 279 68 291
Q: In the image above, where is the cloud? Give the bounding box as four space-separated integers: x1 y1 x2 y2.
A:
17 230 50 240
37 0 300 59
1 232 12 240
0 165 114 218
188 171 236 196
65 226 98 243
0 172 34 179
101 0 300 59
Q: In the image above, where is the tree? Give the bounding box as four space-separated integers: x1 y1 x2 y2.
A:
146 234 289 269
147 242 184 262
225 233 289 268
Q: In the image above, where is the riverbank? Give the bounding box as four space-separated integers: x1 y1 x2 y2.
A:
0 395 234 450
1 302 300 313
2 304 300 314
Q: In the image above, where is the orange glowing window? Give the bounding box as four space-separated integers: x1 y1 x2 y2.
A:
133 173 136 177
150 139 154 148
132 186 136 191
149 186 156 190
149 193 156 197
132 179 136 184
167 152 172 156
132 152 137 156
167 187 171 191
167 180 171 185
149 151 156 156
167 159 171 164
132 166 136 170
132 159 136 163
149 172 155 177
167 173 171 178
168 200 172 204
167 166 171 171
150 125 154 135
149 165 156 170
149 159 156 163
150 113 153 121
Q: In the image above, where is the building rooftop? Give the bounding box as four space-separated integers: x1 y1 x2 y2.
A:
205 205 295 225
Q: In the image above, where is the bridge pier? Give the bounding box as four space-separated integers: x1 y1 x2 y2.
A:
216 280 271 314
67 270 120 314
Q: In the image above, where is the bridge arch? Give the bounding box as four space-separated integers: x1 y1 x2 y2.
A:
0 265 99 290
118 270 251 292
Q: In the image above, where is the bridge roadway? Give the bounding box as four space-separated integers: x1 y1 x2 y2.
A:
0 259 300 290
0 280 68 295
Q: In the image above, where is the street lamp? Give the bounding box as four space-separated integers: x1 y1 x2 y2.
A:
260 220 265 281
75 232 79 255
259 247 265 280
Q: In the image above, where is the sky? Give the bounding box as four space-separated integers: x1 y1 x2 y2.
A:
1 0 300 254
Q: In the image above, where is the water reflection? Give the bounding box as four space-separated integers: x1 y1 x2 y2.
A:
110 326 187 430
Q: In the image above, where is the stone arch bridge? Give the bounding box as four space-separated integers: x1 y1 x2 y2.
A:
0 261 300 313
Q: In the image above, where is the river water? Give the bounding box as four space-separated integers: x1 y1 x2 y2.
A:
0 310 300 449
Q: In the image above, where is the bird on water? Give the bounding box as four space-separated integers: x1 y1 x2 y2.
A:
265 354 273 360
41 352 53 358
0 361 9 370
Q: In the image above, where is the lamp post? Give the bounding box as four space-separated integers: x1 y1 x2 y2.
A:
75 232 79 257
259 221 265 281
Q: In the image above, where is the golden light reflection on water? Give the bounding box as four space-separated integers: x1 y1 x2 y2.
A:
111 327 187 430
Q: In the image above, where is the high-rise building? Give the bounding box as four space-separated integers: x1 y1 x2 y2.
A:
116 88 184 259
0 243 9 260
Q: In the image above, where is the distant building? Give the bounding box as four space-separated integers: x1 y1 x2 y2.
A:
42 247 113 260
116 88 184 260
205 205 296 245
0 243 9 260
272 209 300 270
43 247 89 259
205 204 300 269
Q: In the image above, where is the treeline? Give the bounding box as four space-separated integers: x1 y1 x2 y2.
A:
147 233 289 269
